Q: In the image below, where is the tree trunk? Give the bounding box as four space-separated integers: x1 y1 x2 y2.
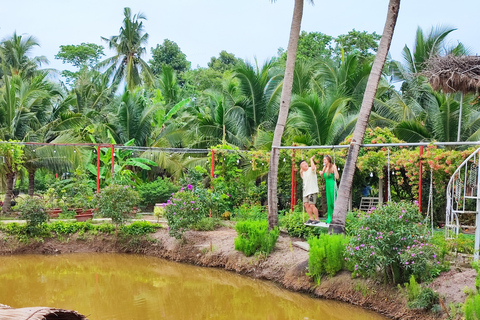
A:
267 0 304 230
3 172 15 214
28 168 36 196
329 0 401 234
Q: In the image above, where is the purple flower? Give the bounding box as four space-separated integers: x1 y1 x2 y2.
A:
188 184 193 190
405 262 409 265
412 261 415 264
190 201 195 204
355 246 359 251
411 253 415 257
180 187 184 192
402 209 405 213
227 194 231 197
433 254 436 258
173 212 176 215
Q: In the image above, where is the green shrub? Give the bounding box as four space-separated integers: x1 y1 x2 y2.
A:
408 287 438 310
192 217 222 231
431 231 474 256
164 188 208 239
279 210 327 239
233 204 267 221
308 234 349 282
234 220 279 256
465 293 480 320
18 197 48 234
93 184 140 226
345 201 442 284
120 221 161 236
137 178 179 207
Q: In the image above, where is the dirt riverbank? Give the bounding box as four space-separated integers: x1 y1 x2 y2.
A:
0 224 474 319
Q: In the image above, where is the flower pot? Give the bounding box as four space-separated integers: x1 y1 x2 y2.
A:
74 208 84 214
75 213 93 222
83 209 94 215
47 209 62 218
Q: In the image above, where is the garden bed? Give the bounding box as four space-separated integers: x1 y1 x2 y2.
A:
0 224 467 319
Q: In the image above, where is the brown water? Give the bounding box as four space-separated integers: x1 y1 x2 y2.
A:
0 254 387 320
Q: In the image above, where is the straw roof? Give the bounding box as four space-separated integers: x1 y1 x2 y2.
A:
422 55 480 94
0 304 87 320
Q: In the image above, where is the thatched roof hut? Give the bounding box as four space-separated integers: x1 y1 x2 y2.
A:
422 55 480 94
0 304 87 320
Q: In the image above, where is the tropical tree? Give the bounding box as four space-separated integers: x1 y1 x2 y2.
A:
149 39 191 75
267 0 313 229
0 32 47 79
234 59 283 143
331 0 401 234
99 7 154 91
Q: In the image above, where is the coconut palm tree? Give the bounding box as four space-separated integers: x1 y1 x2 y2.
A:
331 0 401 234
287 92 355 146
0 32 48 79
234 59 283 142
267 0 313 229
99 7 154 92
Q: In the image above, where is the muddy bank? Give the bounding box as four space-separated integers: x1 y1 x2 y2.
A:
0 226 461 319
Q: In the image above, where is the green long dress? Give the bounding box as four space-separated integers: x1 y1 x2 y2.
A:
324 172 337 224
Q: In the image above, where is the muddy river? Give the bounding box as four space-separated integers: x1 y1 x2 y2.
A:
0 253 387 319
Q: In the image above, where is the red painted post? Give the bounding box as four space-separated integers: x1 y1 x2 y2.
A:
291 149 295 211
211 149 215 177
419 145 424 212
97 145 101 193
111 144 115 175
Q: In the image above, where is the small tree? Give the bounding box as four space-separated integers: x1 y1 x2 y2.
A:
93 185 140 226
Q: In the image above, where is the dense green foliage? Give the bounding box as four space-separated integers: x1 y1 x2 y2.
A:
137 177 180 207
345 201 442 284
17 196 48 234
308 234 348 282
93 184 140 225
164 187 208 239
234 220 279 257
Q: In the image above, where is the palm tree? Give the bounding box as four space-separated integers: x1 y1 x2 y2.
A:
331 0 401 234
0 73 64 210
0 32 48 79
234 59 283 142
99 7 154 92
267 0 313 229
287 92 355 146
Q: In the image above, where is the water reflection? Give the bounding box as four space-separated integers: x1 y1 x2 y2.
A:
0 253 386 320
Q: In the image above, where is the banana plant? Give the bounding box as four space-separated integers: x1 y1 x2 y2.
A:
87 134 156 187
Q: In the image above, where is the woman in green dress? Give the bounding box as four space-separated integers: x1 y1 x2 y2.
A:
319 155 339 224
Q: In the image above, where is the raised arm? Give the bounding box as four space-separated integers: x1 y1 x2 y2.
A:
310 156 316 171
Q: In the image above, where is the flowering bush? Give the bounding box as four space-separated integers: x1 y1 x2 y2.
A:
18 196 48 234
345 201 442 284
164 186 208 239
93 184 140 226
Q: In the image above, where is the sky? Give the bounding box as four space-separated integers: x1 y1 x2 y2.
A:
1 0 479 73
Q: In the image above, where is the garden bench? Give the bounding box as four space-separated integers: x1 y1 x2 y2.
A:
359 197 380 212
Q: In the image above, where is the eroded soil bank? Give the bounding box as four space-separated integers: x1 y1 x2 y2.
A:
0 226 473 319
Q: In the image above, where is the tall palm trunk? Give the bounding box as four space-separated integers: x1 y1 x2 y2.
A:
3 172 15 213
267 0 304 229
28 168 36 196
329 0 401 234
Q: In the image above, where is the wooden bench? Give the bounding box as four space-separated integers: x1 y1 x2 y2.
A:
359 197 380 211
